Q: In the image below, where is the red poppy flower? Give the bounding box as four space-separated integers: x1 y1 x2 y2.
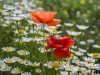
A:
46 36 74 50
57 36 74 48
30 10 61 26
53 48 70 59
46 35 74 59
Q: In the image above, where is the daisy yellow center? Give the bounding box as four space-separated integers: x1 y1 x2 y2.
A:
80 0 85 4
0 65 2 68
63 10 68 15
93 53 99 57
78 67 82 71
89 65 96 69
0 9 2 12
52 62 60 68
36 69 41 73
19 30 24 34
20 60 24 63
15 70 20 74
32 63 37 67
52 29 57 33
20 3 25 7
7 59 12 63
70 53 74 57
60 61 64 64
88 59 92 62
49 28 57 33
69 67 73 71
20 51 26 55
43 33 47 36
38 36 43 39
6 48 11 51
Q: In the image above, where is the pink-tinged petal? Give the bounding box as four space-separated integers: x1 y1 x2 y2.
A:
46 19 61 26
30 11 42 23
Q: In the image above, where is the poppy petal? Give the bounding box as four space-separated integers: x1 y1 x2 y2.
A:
58 36 74 48
46 12 57 22
46 19 61 26
53 48 70 60
45 36 58 50
53 49 63 59
30 11 42 23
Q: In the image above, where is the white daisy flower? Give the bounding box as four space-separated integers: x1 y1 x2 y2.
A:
76 66 86 72
14 29 28 35
27 20 36 25
89 31 95 34
87 53 100 58
32 37 43 41
78 48 87 53
87 39 94 43
18 58 28 64
45 27 61 34
64 23 73 27
66 30 81 36
6 6 14 11
21 72 31 75
75 51 83 56
4 57 16 63
31 62 40 67
13 10 22 15
2 47 15 52
12 56 20 62
38 48 50 53
86 63 97 70
65 65 77 73
83 57 95 63
0 62 6 70
1 65 11 71
2 10 9 16
11 67 22 74
79 41 86 45
18 14 29 18
93 44 100 48
22 37 32 42
76 25 89 30
35 69 42 73
12 17 22 21
24 60 32 66
44 61 52 68
76 61 87 67
17 50 30 56
60 71 68 75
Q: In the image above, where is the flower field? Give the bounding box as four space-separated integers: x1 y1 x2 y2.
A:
0 0 100 75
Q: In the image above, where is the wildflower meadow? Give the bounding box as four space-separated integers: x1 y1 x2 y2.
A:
0 0 100 75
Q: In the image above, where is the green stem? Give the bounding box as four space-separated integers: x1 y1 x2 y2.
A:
55 70 57 75
16 21 19 31
68 71 70 75
91 69 92 75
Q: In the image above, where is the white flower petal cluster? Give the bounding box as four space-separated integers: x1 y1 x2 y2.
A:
76 25 89 30
66 30 81 36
